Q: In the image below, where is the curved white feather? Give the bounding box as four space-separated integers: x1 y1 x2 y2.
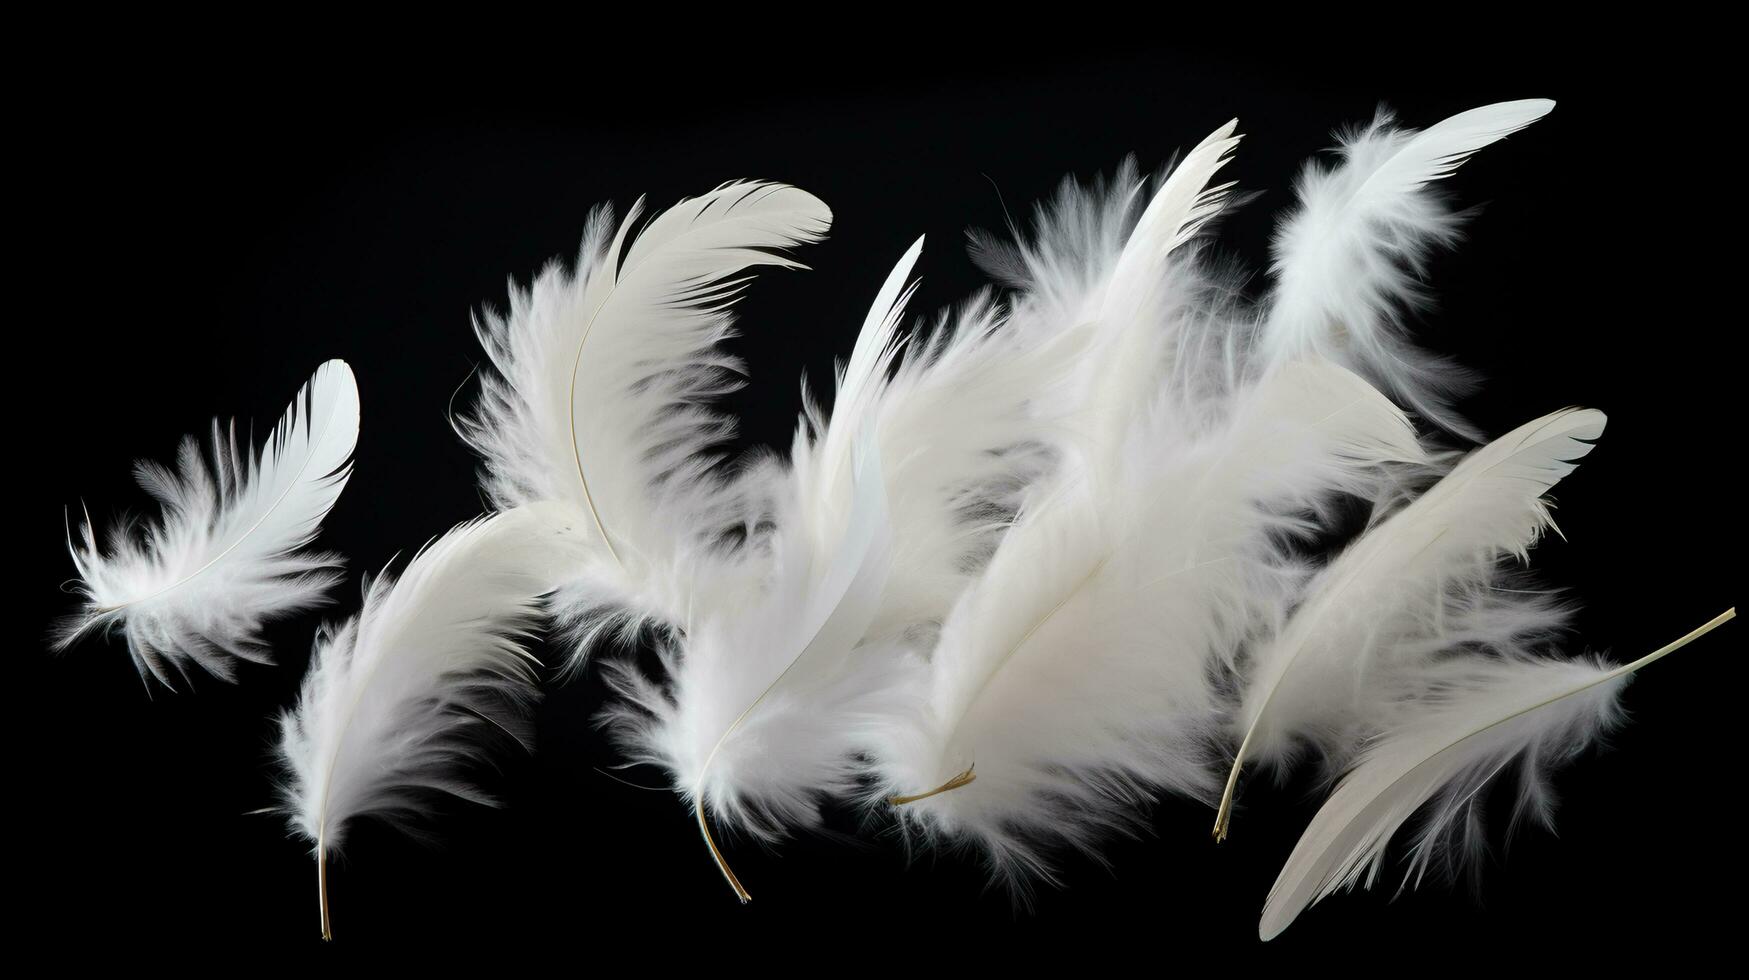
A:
1079 121 1242 467
460 182 831 653
1261 100 1554 437
58 360 360 685
1217 406 1607 839
277 502 588 938
1261 609 1736 940
787 238 1073 635
603 437 894 900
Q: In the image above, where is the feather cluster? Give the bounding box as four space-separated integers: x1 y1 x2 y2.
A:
55 99 1735 940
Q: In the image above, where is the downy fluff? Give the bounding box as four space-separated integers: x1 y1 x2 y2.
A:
57 360 359 685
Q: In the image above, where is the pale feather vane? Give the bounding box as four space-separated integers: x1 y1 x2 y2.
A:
57 360 360 686
604 439 894 900
276 502 590 938
1261 100 1555 437
1261 609 1736 939
458 182 831 658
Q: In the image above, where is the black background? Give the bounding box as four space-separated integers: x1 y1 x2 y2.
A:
17 34 1741 963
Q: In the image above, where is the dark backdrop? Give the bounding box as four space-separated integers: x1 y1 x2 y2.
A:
17 35 1740 963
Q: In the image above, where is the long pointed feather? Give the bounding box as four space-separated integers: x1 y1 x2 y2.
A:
1261 609 1737 940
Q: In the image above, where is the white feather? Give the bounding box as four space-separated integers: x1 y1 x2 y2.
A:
788 238 1077 638
1055 123 1243 462
866 360 1421 888
1261 609 1737 940
1260 100 1555 437
603 439 893 900
57 360 360 686
603 236 1081 897
1217 406 1607 839
276 502 588 938
459 182 831 655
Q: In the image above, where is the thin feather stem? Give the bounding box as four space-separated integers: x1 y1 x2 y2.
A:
889 766 976 805
1606 607 1734 679
317 836 332 941
1211 731 1251 842
695 803 751 903
566 295 623 567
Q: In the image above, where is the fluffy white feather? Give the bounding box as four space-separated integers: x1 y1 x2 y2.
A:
1261 608 1736 940
788 237 1078 640
867 360 1422 888
977 124 1245 455
57 360 360 686
603 440 894 901
1261 100 1554 437
277 502 588 938
604 235 1081 897
1216 406 1607 840
459 182 831 655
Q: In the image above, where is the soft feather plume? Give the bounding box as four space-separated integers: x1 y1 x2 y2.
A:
1216 407 1606 840
603 235 1075 898
978 122 1246 455
866 359 1422 889
57 360 359 686
788 237 1076 641
458 182 831 658
603 439 894 901
1260 609 1737 940
276 502 588 938
1260 100 1555 437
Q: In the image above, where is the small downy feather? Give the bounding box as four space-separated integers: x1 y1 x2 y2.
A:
458 182 831 656
1260 100 1555 437
1261 608 1737 940
276 502 589 939
56 360 360 686
1216 407 1606 840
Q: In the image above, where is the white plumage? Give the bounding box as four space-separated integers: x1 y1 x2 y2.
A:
1217 407 1607 840
51 97 1734 940
867 359 1422 887
1261 608 1736 939
604 236 1073 897
1261 99 1555 438
604 441 894 900
459 182 831 658
57 360 359 685
276 502 589 938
